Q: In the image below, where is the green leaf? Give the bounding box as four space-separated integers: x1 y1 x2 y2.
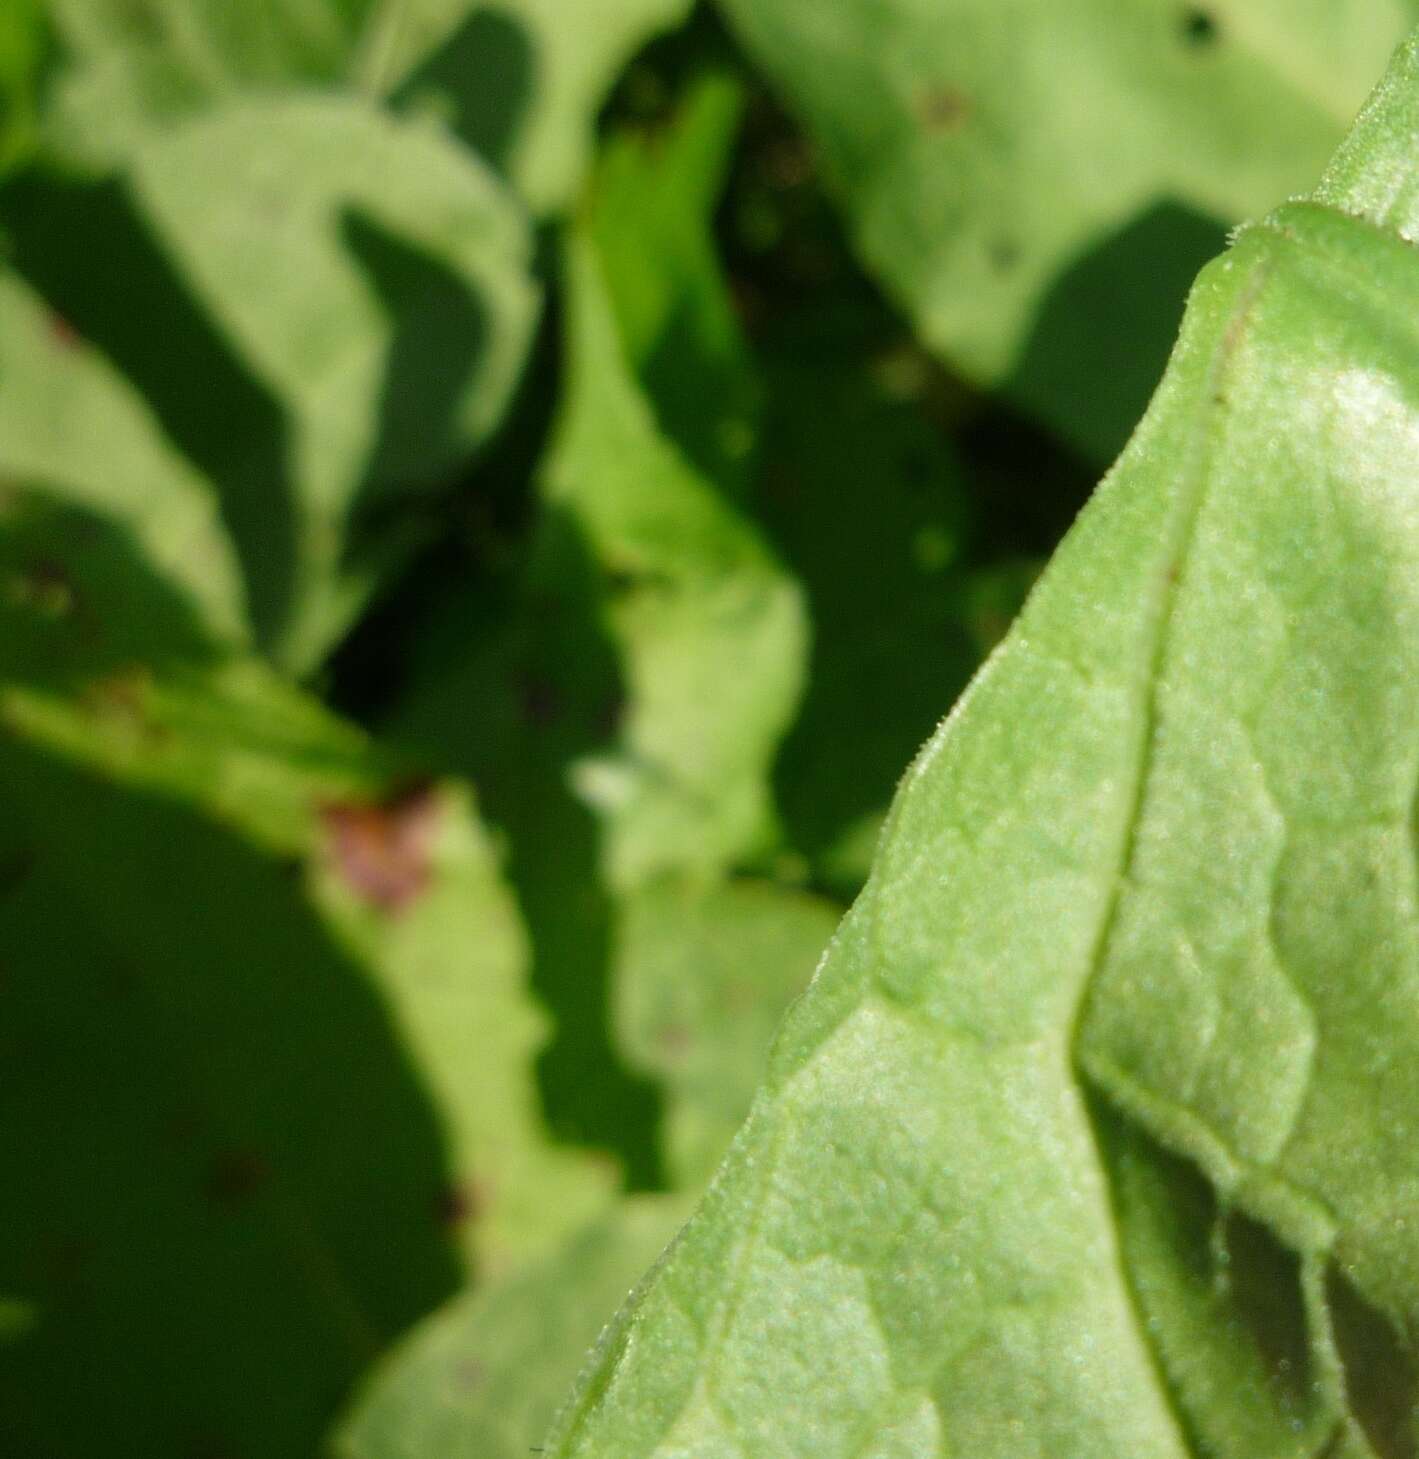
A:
379 75 802 1168
335 1196 690 1459
0 269 248 647
616 878 840 1189
0 492 608 1455
544 31 1419 1458
539 211 806 889
37 0 374 167
4 94 537 670
714 0 1416 443
588 71 760 495
0 0 45 173
41 0 695 214
369 0 696 212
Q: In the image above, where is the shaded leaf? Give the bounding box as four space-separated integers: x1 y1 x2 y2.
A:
0 492 608 1455
548 135 805 888
755 310 976 893
0 270 247 648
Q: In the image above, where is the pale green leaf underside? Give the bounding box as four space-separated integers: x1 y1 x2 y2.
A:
545 33 1419 1459
715 0 1418 386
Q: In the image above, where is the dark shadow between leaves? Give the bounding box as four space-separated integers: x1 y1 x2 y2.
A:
0 753 465 1459
1005 200 1228 465
0 517 469 1454
0 170 299 656
338 208 493 570
0 489 218 688
1327 1262 1419 1459
392 7 534 182
640 292 761 501
754 318 977 895
387 506 663 1190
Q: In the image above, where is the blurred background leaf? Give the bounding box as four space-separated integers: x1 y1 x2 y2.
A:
3 96 537 670
0 489 607 1455
714 0 1417 459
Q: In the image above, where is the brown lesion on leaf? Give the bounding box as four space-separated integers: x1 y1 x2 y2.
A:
434 1177 489 1229
47 312 80 349
989 238 1021 273
451 1357 486 1394
916 84 971 133
80 664 165 741
318 778 441 914
516 672 562 728
7 557 78 620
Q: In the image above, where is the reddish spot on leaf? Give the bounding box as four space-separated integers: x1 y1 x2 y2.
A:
9 558 77 619
47 312 80 349
435 1177 489 1228
205 1149 270 1208
82 666 169 742
319 780 440 913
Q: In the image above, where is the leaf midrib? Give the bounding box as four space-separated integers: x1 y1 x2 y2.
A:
1062 247 1278 1458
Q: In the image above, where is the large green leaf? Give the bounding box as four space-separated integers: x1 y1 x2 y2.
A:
544 31 1419 1458
0 491 607 1455
715 0 1416 449
3 93 537 669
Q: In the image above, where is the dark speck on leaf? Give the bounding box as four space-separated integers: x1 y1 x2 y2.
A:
517 674 562 727
319 780 440 913
1181 7 1220 47
917 85 971 132
47 312 80 349
435 1178 488 1228
205 1149 270 1208
989 239 1021 272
